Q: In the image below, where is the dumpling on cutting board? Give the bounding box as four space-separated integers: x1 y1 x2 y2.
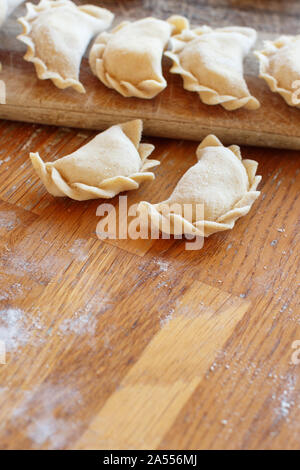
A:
255 35 300 108
137 135 261 238
30 120 160 201
89 16 188 99
17 0 114 93
165 22 260 110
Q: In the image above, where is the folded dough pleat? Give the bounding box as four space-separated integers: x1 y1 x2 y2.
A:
165 24 260 110
255 35 300 108
89 17 181 99
17 0 114 93
138 135 261 238
30 120 160 201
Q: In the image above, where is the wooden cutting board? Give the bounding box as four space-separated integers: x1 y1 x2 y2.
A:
1 27 300 150
0 2 300 451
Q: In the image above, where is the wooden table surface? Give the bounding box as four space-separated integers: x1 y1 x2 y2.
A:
0 0 299 450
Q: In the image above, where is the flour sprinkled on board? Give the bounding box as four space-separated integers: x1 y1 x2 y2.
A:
11 382 82 449
59 313 96 336
0 282 24 302
0 246 56 284
160 308 175 328
68 239 89 262
0 308 29 351
278 397 292 419
274 374 297 424
0 307 44 351
58 294 113 338
154 258 170 272
27 415 69 448
0 211 19 231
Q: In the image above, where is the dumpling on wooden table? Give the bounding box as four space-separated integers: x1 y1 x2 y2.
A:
30 120 159 201
137 135 261 238
17 0 114 93
165 23 260 110
255 35 300 108
89 16 188 99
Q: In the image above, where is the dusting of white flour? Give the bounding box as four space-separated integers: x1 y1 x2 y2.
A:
0 211 18 231
11 383 82 449
0 308 30 351
0 307 44 352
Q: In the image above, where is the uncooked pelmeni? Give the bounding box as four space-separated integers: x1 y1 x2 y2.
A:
165 24 260 110
138 135 261 238
255 35 300 108
89 16 188 99
17 0 114 93
30 120 159 201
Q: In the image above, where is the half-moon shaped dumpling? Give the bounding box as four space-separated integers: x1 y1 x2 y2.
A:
30 120 159 201
255 36 300 108
89 17 181 99
137 135 261 238
17 0 114 93
165 24 260 110
0 0 25 26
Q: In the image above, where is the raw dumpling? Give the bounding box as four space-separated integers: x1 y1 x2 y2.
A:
30 120 159 201
165 24 260 110
137 135 261 238
17 0 114 93
255 36 300 108
89 17 184 99
0 0 24 27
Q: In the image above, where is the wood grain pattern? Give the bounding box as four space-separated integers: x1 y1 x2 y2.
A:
76 283 251 450
2 4 300 148
0 0 299 451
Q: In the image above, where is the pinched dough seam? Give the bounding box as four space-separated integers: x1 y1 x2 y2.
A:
89 21 169 99
137 143 261 237
17 0 113 94
165 26 260 111
89 16 188 99
30 143 160 201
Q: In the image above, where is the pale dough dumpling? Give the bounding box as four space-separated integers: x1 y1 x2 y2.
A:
165 24 260 110
255 36 300 108
138 135 261 237
89 17 178 99
17 0 114 93
30 120 160 201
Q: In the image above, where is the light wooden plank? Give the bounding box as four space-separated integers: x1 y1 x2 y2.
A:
0 0 299 451
159 294 300 450
1 31 300 150
75 282 250 449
